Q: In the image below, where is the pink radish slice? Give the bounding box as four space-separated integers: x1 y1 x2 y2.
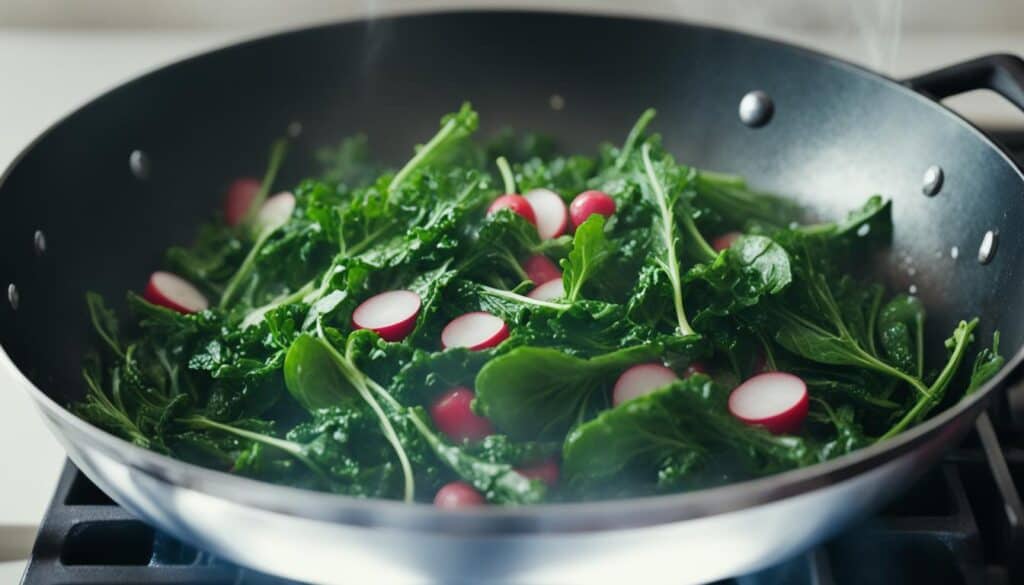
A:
351 290 421 342
224 177 261 226
517 459 559 486
144 271 209 314
441 312 509 351
487 194 537 225
430 387 493 441
728 372 808 435
434 481 486 509
524 188 569 239
255 191 295 232
527 278 564 302
522 254 561 285
569 190 616 228
612 363 679 406
712 231 742 252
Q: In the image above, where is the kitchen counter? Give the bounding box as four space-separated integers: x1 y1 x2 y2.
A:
1 22 1023 582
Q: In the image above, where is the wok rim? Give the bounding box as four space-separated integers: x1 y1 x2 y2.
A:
1 7 1022 535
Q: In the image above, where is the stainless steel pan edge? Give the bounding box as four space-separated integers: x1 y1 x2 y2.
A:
2 10 1024 584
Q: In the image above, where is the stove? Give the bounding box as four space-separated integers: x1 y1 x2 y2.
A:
18 130 1024 585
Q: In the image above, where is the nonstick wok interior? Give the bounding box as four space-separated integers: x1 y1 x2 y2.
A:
1 11 1021 423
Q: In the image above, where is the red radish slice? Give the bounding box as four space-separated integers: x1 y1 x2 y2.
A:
224 177 261 226
712 231 742 252
434 481 486 509
487 194 537 225
684 361 708 378
728 372 808 435
144 271 209 314
255 191 295 232
351 290 421 342
430 387 493 441
612 363 679 406
524 188 569 239
517 459 559 486
522 254 561 285
527 278 564 302
441 312 509 351
569 190 616 228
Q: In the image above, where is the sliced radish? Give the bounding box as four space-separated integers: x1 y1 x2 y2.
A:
517 458 559 486
527 278 564 302
434 481 486 509
522 254 561 285
684 361 708 378
224 177 261 227
487 194 537 225
612 363 679 406
728 372 808 435
255 191 295 232
144 271 209 314
430 387 493 441
712 231 742 252
351 290 421 342
569 190 616 228
441 312 509 351
524 188 569 239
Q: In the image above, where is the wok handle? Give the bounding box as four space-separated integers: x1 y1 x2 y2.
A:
904 54 1024 112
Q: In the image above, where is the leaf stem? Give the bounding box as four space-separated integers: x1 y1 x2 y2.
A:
315 323 415 502
479 283 570 311
881 320 977 439
496 157 516 194
641 142 695 336
615 108 656 171
240 138 289 227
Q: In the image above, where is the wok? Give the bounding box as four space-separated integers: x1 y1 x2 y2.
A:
3 10 1024 585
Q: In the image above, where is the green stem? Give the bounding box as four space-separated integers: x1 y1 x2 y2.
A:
219 227 274 309
479 284 570 311
615 108 656 170
641 142 695 336
388 113 465 197
677 202 717 262
240 280 317 329
496 157 516 194
315 324 415 502
240 139 289 227
179 415 329 480
880 320 978 439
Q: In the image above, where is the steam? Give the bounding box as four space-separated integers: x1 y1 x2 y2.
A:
850 0 904 73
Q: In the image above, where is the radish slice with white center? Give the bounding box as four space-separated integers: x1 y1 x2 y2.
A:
144 271 209 314
522 254 561 285
441 312 509 351
223 177 261 226
527 278 564 302
728 372 808 435
255 191 295 232
612 363 679 406
351 290 421 342
524 188 568 240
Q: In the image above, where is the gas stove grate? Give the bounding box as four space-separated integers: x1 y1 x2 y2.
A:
18 411 1024 585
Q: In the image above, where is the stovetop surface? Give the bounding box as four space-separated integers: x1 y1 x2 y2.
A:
19 130 1024 585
